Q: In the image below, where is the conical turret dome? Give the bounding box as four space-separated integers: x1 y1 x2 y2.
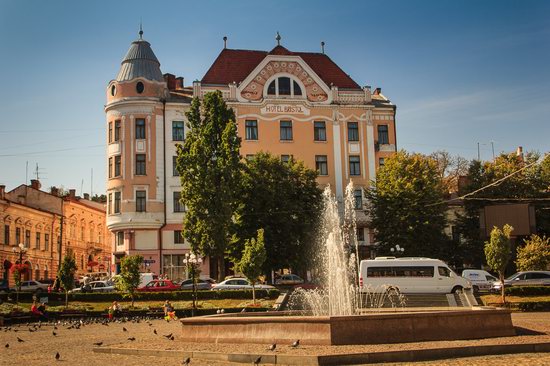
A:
116 32 163 82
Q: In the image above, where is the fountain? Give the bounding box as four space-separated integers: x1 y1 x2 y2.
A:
180 184 515 345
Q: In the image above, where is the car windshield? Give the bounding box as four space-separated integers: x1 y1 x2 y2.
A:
506 273 520 280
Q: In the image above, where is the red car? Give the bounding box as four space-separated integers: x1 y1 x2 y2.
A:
137 280 180 292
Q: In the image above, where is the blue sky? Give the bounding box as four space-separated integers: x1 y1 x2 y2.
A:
0 0 549 194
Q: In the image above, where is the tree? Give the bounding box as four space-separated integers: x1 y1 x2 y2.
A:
58 249 77 307
12 268 21 305
176 91 242 282
484 224 513 304
117 255 143 308
516 234 550 271
430 150 469 194
237 229 267 305
233 153 323 277
366 151 450 259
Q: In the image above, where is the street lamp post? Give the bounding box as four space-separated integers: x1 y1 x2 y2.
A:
183 252 202 316
12 243 28 293
390 245 405 257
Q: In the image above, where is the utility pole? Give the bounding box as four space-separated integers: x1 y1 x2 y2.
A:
491 141 495 160
477 142 480 161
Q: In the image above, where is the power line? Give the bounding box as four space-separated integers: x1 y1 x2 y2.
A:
0 144 105 157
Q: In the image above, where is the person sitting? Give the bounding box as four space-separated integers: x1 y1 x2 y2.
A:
108 301 122 320
163 300 176 321
31 300 47 321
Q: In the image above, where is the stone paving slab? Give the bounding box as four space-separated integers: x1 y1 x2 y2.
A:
94 341 550 365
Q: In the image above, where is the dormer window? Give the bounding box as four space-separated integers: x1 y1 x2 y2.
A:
267 77 303 97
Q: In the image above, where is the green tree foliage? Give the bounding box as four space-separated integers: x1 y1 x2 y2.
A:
176 91 242 282
233 152 323 275
13 268 21 304
117 255 143 307
457 152 550 267
58 249 77 307
236 229 267 304
516 234 550 271
484 224 513 304
366 151 450 260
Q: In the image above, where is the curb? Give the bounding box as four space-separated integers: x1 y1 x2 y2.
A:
93 341 550 365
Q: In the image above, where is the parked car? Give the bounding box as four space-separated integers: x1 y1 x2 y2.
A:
0 279 10 293
137 279 180 292
462 269 497 292
211 278 276 291
359 257 472 294
13 280 49 293
492 271 550 292
180 278 216 290
71 280 116 293
275 274 304 286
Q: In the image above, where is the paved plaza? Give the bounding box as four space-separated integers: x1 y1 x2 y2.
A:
1 312 550 365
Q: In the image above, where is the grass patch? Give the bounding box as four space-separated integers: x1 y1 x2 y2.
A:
480 294 550 306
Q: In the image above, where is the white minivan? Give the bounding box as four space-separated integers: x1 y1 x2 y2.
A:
359 257 471 294
461 269 497 292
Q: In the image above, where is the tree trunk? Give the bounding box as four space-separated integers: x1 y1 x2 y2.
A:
252 282 256 305
500 273 506 304
65 291 69 308
217 256 225 283
131 293 135 308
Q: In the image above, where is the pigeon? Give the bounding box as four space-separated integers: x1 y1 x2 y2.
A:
291 340 300 348
127 337 136 341
93 342 103 346
268 343 276 351
183 357 191 365
5 343 8 348
122 327 127 332
163 333 173 339
55 352 60 360
254 356 262 365
54 326 58 330
17 337 24 343
153 329 157 335
52 331 57 336
170 336 175 341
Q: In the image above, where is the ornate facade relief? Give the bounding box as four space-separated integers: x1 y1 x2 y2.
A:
240 60 328 102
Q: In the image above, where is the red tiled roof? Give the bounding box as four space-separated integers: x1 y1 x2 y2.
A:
201 46 360 89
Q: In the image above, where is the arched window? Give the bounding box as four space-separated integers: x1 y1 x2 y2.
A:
266 77 303 97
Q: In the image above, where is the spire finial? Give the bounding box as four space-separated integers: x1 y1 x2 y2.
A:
139 20 143 40
321 41 325 54
223 36 227 49
276 31 281 46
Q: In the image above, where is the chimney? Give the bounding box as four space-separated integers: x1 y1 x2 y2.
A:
83 193 90 200
0 185 5 200
69 189 76 198
30 179 41 190
374 87 382 95
163 73 176 91
175 77 184 90
50 186 59 196
516 146 524 161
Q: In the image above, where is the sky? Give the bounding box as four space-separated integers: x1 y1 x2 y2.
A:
0 0 549 194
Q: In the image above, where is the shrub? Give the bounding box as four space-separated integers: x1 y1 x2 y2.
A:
517 301 550 312
505 286 550 297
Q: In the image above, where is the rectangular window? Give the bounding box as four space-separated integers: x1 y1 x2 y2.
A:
379 157 385 167
246 154 255 161
135 154 146 175
366 266 435 278
108 193 112 214
174 230 184 244
172 121 184 141
349 156 361 176
116 231 124 246
114 120 121 142
136 190 146 212
135 118 146 139
25 230 30 247
315 155 328 176
16 228 21 245
348 122 359 141
108 157 113 179
114 192 121 213
173 156 179 176
108 122 113 143
114 155 121 177
377 125 389 145
245 120 258 140
356 227 365 242
4 225 9 245
280 121 293 141
173 191 184 212
354 189 363 209
281 155 291 164
314 121 326 141
44 233 49 251
35 232 40 249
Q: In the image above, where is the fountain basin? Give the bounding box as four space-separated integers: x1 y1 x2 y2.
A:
180 308 514 345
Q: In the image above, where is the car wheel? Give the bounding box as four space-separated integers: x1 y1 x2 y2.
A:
472 285 479 293
451 286 463 294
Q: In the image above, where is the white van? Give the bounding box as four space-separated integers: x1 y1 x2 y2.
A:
461 269 497 292
359 257 471 294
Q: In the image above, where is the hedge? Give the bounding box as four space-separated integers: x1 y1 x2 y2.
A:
0 289 280 303
517 301 550 312
504 286 550 297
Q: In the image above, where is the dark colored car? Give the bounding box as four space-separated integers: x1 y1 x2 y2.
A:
137 280 180 292
180 278 216 290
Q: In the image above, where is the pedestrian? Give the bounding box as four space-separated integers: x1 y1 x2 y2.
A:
53 276 60 292
163 300 176 321
108 301 121 320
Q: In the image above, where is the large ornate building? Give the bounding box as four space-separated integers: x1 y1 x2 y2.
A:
105 31 396 279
